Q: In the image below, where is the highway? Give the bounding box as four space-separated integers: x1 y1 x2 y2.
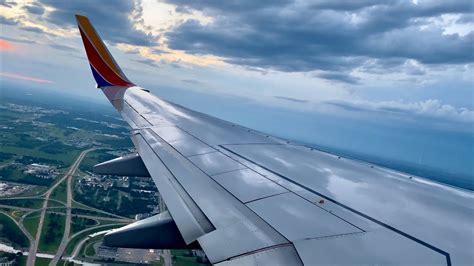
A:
27 148 93 266
1 148 135 265
0 210 35 256
50 148 95 265
67 225 120 260
0 205 130 223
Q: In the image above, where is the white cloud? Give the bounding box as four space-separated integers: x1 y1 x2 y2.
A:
327 99 474 123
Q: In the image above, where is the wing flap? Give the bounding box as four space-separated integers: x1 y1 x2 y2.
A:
294 230 447 265
215 245 301 266
132 132 214 244
136 127 292 263
247 193 362 240
212 169 288 203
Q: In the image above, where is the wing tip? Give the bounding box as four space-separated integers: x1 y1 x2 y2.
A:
75 14 134 88
75 14 89 26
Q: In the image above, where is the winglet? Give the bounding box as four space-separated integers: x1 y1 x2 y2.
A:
75 15 134 88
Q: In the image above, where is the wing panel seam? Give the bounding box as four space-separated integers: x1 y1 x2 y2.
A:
135 133 215 238
219 144 452 266
143 128 297 251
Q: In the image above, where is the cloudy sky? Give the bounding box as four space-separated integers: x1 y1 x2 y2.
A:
1 0 473 181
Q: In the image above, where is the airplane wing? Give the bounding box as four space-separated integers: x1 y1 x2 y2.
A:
75 15 473 265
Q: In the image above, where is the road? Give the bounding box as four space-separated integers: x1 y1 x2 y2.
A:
50 148 97 265
67 225 120 260
1 148 132 265
26 148 94 266
0 210 35 254
163 249 172 266
0 205 131 223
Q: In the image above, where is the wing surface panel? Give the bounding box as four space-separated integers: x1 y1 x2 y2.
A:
294 230 447 265
135 126 296 263
212 169 288 203
119 88 468 264
215 245 301 266
221 143 473 265
125 89 281 146
118 87 474 264
112 87 474 265
247 193 362 240
131 133 214 244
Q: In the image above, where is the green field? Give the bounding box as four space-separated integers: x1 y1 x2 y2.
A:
71 198 124 218
0 146 81 167
78 149 115 173
48 199 66 208
172 250 210 266
35 257 52 266
47 208 67 215
50 180 68 203
14 255 26 266
71 200 95 210
16 256 53 266
71 207 122 219
23 212 41 237
0 108 83 168
38 213 66 253
83 235 101 257
16 185 47 197
71 216 98 235
0 198 44 209
0 212 29 247
64 224 125 255
9 209 26 222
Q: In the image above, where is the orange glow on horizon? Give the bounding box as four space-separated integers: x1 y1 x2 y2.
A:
0 39 13 50
0 72 54 84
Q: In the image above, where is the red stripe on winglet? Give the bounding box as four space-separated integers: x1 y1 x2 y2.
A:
79 27 132 87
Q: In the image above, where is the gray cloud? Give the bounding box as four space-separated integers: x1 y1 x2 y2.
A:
457 14 474 23
0 0 16 8
132 58 159 67
20 26 45 34
326 99 474 124
315 72 360 84
0 15 18 25
22 2 45 15
38 0 157 46
274 96 308 103
49 44 77 52
361 58 427 76
181 79 203 85
0 36 36 44
19 26 45 33
125 49 139 55
151 48 165 55
164 0 474 82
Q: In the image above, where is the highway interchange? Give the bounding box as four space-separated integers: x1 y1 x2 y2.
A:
1 149 133 265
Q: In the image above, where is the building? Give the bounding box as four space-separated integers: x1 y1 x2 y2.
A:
0 257 15 266
24 163 57 179
24 163 55 174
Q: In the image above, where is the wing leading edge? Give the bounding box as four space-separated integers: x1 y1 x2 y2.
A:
75 15 474 265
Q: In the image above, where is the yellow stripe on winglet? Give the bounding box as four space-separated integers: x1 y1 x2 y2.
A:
75 15 128 81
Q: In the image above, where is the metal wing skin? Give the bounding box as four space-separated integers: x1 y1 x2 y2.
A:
75 15 474 265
